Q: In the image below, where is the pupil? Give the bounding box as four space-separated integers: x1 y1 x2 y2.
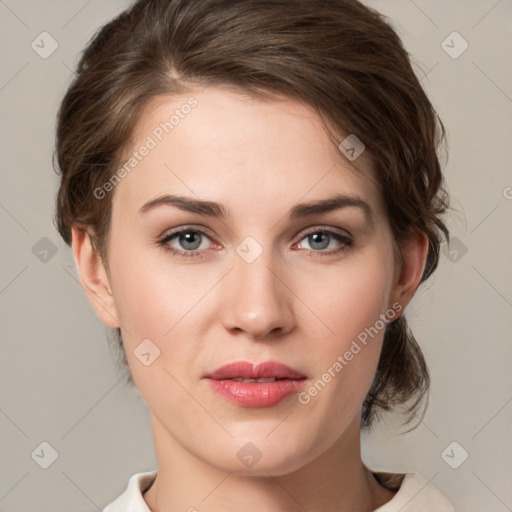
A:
180 232 201 250
310 232 329 250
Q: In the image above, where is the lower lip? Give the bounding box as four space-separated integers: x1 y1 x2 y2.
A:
206 378 307 408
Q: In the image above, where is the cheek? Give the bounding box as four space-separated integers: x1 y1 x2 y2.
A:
292 253 392 404
107 237 206 337
107 256 203 406
106 244 218 384
296 254 392 344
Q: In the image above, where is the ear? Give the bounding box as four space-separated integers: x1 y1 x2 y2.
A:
71 226 120 329
389 230 429 313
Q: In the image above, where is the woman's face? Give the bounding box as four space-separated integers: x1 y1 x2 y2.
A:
86 86 410 475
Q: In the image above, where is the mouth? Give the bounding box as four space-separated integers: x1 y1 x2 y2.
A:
203 360 307 380
203 360 307 408
229 377 286 382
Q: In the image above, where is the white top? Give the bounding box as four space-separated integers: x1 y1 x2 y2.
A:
103 470 455 511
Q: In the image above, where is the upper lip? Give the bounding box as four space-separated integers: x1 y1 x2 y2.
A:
204 361 307 380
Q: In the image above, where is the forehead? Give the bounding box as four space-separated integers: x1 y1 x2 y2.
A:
114 86 384 218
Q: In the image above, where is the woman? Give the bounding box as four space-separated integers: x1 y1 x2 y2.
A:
53 0 454 510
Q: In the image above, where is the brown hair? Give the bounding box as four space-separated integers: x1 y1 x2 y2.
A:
53 0 450 430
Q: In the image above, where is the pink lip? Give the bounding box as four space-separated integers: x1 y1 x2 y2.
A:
203 361 307 408
204 361 307 380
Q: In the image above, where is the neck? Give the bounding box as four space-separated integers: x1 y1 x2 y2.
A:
143 414 396 512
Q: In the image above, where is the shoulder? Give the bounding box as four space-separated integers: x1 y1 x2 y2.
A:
102 470 157 512
372 472 455 512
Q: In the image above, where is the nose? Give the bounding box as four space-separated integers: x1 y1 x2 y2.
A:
221 248 295 339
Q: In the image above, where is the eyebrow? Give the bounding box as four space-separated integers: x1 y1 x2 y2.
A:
138 193 374 226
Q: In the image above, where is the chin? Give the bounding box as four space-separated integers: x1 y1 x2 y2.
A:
204 439 314 478
228 458 307 478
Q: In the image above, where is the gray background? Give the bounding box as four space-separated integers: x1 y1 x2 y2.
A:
0 0 511 510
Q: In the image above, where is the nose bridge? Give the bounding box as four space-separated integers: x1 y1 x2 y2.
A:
222 239 294 337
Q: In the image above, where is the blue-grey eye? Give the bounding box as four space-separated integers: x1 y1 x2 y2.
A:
178 231 203 250
307 232 331 250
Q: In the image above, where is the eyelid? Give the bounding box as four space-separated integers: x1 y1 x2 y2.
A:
158 224 352 260
295 225 352 239
159 224 351 244
157 223 216 240
293 227 353 252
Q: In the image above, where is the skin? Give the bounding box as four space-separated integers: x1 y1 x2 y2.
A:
72 86 428 512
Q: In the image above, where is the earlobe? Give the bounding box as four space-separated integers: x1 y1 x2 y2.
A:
390 231 429 313
71 226 120 328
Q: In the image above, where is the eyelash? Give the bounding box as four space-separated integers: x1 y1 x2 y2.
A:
157 226 353 260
